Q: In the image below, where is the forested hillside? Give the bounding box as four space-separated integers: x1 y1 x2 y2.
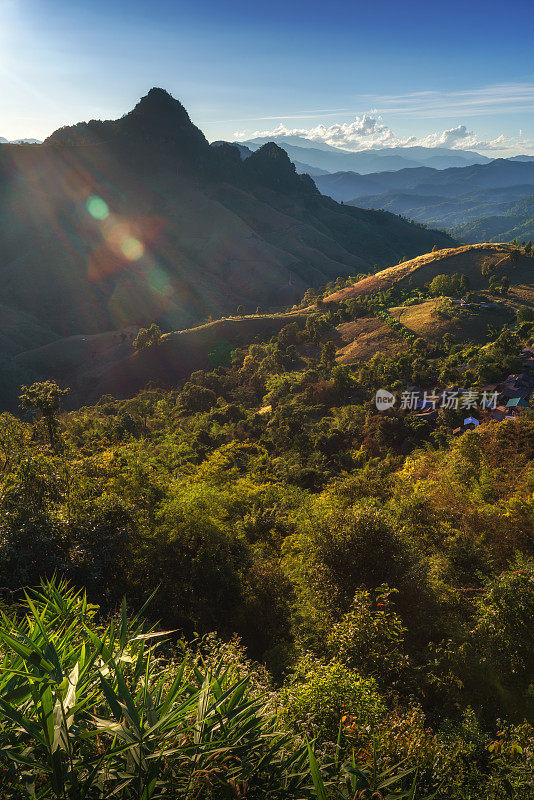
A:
1 244 534 798
451 197 534 244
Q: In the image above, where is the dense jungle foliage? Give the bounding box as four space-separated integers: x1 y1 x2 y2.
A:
0 281 534 798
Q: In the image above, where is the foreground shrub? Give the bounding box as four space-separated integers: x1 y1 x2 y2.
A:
369 707 534 800
326 585 411 690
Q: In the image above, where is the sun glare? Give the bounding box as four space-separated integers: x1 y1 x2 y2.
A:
87 199 147 264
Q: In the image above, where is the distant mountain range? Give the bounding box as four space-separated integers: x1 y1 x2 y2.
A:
234 135 492 175
0 136 41 144
0 88 452 408
312 159 534 242
315 159 534 202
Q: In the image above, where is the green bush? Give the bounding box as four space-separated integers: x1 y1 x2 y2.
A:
327 586 410 687
279 656 385 742
461 557 534 720
428 273 467 298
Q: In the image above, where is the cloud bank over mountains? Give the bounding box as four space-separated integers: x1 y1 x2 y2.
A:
235 116 527 155
233 82 534 156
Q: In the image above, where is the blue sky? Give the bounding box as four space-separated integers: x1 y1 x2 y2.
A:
1 0 533 154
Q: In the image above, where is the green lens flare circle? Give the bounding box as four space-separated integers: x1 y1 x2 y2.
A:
86 195 110 220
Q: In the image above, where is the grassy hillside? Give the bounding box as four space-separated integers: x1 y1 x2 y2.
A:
6 242 533 409
334 298 513 363
336 316 409 362
389 298 514 342
335 302 517 371
10 311 311 409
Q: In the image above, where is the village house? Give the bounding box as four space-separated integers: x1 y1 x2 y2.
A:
506 397 530 413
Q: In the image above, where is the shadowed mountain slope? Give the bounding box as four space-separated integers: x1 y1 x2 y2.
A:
0 89 451 342
0 89 455 407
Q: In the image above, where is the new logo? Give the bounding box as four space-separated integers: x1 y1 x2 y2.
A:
375 389 396 410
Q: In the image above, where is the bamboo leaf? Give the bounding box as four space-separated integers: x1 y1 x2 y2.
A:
99 673 123 723
119 596 128 650
306 741 328 800
194 671 211 745
131 629 178 641
111 660 141 731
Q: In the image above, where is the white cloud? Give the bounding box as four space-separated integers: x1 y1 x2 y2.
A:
235 115 396 149
417 125 512 152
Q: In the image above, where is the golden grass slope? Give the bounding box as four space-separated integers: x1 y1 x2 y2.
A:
336 317 410 363
324 244 533 302
334 298 515 364
389 299 514 343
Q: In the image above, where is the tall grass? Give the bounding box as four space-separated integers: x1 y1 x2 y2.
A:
0 580 433 799
0 579 308 799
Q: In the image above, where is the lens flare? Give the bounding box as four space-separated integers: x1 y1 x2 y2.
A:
86 195 110 220
121 236 145 261
103 219 129 247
